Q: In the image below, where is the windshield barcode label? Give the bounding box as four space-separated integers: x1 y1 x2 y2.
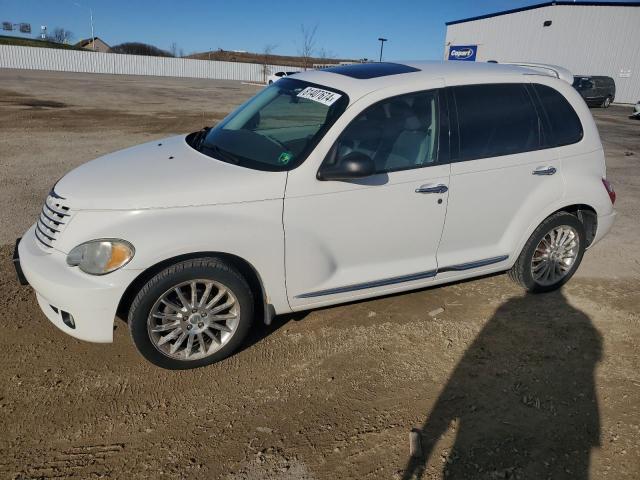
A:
297 87 342 106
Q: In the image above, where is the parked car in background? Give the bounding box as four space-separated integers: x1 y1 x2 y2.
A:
632 100 640 119
267 70 297 84
14 61 616 369
573 75 616 107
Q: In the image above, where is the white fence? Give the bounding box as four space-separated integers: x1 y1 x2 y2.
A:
0 45 301 82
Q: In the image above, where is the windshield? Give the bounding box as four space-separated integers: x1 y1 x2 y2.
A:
191 78 348 171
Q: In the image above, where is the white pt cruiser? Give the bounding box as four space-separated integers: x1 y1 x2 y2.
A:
15 62 616 369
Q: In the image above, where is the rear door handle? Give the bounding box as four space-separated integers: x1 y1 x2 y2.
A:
532 166 557 176
415 183 448 194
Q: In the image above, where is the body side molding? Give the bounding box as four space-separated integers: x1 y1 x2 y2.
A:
295 255 509 299
295 269 437 299
438 255 509 273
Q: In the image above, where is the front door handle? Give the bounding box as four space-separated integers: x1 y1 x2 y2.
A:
416 183 448 194
532 166 557 176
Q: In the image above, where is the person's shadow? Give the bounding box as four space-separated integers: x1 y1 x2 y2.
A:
403 290 602 479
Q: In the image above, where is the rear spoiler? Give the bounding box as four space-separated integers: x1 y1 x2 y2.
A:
488 61 573 84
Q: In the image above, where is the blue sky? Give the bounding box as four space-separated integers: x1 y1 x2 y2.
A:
0 1 635 60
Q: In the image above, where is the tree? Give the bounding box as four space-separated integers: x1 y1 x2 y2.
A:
169 42 181 57
261 43 278 84
49 27 73 44
317 47 335 60
110 42 174 57
299 24 317 70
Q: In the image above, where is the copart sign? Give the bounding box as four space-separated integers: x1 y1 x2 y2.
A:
448 45 477 61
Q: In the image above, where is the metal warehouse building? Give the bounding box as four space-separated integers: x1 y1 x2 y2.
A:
444 1 640 104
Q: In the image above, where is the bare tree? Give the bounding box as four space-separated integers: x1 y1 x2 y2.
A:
49 27 73 44
261 43 278 84
299 24 317 70
317 47 338 66
169 42 179 57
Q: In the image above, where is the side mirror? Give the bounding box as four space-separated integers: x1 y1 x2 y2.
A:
317 152 375 181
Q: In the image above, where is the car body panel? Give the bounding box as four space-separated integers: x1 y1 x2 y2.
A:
55 135 288 210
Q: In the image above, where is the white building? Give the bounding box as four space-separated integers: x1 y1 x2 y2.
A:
444 1 640 104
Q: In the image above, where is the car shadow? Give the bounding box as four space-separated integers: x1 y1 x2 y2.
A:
402 290 602 479
237 310 308 355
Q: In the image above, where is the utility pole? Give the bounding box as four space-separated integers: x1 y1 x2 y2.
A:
74 2 95 50
378 37 387 62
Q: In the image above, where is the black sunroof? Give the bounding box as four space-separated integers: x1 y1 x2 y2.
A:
323 62 420 79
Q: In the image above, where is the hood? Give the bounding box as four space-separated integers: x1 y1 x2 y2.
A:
55 135 288 210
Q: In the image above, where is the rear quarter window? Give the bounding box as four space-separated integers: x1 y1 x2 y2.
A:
532 84 583 147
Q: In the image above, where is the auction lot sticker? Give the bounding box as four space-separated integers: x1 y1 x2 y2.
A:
297 87 342 106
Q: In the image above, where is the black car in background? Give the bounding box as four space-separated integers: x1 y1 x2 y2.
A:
573 76 616 108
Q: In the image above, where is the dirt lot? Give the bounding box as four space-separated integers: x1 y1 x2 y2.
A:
0 70 638 480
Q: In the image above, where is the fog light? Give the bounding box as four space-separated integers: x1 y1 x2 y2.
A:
61 310 75 329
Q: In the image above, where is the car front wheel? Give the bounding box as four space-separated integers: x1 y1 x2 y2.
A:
509 212 586 293
128 258 254 369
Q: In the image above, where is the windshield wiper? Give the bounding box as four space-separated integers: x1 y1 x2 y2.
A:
192 126 210 151
201 143 240 165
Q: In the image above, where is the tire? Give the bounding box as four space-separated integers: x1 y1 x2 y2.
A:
509 212 586 293
602 96 612 108
268 80 273 85
128 258 254 369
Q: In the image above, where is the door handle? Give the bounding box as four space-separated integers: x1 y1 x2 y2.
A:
532 166 557 176
415 183 448 194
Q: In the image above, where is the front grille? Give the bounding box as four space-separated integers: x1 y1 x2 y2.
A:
35 190 72 249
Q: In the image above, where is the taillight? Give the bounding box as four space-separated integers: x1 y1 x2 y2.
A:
602 178 616 204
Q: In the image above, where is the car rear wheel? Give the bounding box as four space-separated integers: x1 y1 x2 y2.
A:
509 212 586 293
602 96 612 108
128 258 253 369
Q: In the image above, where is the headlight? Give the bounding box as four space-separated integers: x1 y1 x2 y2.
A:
66 239 135 275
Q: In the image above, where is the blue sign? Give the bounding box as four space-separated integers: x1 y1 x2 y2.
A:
448 45 477 61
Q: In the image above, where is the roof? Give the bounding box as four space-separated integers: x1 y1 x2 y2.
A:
446 1 640 26
290 61 558 103
321 62 420 79
75 37 109 48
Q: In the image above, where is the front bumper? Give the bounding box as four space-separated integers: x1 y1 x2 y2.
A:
18 226 139 343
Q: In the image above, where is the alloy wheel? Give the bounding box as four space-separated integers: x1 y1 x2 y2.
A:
147 279 240 360
530 225 580 286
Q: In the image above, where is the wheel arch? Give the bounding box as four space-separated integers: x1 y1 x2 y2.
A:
551 204 597 247
117 251 271 325
513 203 598 266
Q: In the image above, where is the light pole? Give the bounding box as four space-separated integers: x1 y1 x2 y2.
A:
74 2 95 50
378 37 387 62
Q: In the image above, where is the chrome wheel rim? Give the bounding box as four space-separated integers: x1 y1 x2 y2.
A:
147 280 240 360
531 225 580 286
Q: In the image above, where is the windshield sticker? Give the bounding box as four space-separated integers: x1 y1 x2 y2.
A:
297 87 342 106
278 151 293 165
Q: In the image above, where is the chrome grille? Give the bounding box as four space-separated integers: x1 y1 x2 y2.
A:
35 191 71 249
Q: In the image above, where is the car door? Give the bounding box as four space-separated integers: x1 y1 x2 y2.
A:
284 88 451 309
435 82 564 279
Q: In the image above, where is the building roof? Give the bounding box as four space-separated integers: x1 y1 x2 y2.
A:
75 37 110 48
446 1 640 26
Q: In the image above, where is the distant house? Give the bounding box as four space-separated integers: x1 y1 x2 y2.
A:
75 37 110 53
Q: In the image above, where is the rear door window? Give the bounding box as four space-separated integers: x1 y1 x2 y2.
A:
452 83 540 161
532 84 583 147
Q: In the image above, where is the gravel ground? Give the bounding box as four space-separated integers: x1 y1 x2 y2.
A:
0 69 638 480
